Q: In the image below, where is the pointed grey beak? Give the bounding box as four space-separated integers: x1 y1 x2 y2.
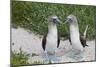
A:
57 19 62 24
64 18 68 23
64 18 71 24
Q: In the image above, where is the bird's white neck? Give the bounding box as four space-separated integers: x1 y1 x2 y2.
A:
70 24 80 40
48 23 57 35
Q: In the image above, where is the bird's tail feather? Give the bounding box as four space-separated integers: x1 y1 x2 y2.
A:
83 25 88 38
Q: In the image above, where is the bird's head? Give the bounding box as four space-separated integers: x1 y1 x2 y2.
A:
48 15 61 24
65 15 78 24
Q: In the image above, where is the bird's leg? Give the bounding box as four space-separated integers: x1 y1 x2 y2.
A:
43 52 50 64
48 55 53 64
46 53 49 62
48 58 52 64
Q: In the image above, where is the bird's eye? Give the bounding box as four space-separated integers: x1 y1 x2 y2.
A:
53 19 57 23
68 18 73 22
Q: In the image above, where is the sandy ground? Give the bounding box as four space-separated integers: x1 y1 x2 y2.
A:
11 28 96 64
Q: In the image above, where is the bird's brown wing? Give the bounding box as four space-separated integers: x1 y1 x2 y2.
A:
68 36 72 45
80 25 88 47
57 32 60 48
68 33 72 45
42 33 47 51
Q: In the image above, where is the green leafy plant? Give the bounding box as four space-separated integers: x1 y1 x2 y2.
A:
33 60 44 64
11 48 29 66
11 1 96 40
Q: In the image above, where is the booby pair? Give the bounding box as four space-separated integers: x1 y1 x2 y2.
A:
65 15 88 52
42 15 88 61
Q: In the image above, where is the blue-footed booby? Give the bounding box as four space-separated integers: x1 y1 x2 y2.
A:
42 15 61 63
65 15 88 52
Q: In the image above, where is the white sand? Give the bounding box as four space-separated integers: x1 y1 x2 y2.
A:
11 28 96 64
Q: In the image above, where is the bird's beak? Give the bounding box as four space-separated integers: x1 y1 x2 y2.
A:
56 19 62 24
64 18 70 24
